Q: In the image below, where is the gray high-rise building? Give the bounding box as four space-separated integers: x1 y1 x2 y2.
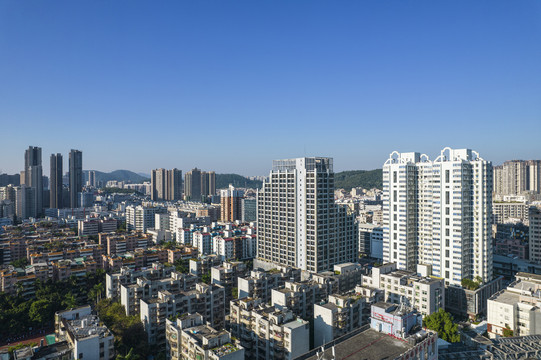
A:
184 168 202 202
201 171 216 198
151 168 182 201
69 149 83 208
256 157 358 273
22 146 43 217
50 153 63 209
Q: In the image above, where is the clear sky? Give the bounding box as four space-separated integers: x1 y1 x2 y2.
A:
1 1 540 176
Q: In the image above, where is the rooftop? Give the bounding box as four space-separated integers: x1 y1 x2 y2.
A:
300 328 413 360
66 314 110 340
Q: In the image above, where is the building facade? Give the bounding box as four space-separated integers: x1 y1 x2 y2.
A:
383 148 493 286
257 157 357 273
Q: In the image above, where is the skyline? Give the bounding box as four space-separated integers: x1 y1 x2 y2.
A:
1 1 540 175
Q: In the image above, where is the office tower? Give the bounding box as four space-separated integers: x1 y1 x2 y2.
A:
220 184 243 222
184 168 202 201
383 148 493 286
22 146 43 216
529 207 541 264
151 168 182 201
50 154 63 209
87 170 96 187
69 149 83 208
256 157 358 273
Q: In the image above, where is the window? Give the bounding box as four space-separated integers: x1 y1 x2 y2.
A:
393 190 397 202
445 170 450 183
393 171 397 183
445 191 450 204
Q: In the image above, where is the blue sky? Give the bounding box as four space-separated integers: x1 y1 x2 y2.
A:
1 1 540 176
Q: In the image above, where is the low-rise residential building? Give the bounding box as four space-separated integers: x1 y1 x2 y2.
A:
166 313 244 360
487 272 541 338
194 231 213 256
361 263 445 316
213 235 257 261
211 261 248 307
238 267 301 303
140 283 226 347
358 223 383 259
121 271 198 315
229 298 310 360
99 231 152 255
493 201 529 224
190 255 221 277
55 306 114 360
313 292 366 347
106 262 175 299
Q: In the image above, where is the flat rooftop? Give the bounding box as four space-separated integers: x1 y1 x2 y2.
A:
302 328 412 360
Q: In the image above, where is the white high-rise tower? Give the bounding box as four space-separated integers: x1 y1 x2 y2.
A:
383 148 493 285
256 157 357 273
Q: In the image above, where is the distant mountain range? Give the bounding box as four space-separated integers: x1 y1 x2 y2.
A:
4 168 383 190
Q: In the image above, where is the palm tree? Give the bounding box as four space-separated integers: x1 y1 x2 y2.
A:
116 348 140 360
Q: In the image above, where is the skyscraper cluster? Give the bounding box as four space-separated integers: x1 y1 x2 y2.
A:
184 168 215 202
382 147 493 286
256 157 358 273
494 160 541 196
151 168 182 201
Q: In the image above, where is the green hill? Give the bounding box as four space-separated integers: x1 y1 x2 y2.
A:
334 169 382 190
216 174 262 189
84 170 150 184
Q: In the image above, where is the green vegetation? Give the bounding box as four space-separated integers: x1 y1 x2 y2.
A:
201 272 211 284
334 169 383 190
84 170 150 184
8 343 37 356
461 276 483 291
232 287 238 299
96 298 149 358
10 257 29 268
0 269 105 340
174 259 190 274
503 326 514 337
216 174 262 189
423 308 460 342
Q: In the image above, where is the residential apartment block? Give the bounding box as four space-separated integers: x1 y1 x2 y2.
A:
257 157 358 273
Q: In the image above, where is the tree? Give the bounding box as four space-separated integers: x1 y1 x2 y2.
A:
116 348 140 360
201 272 211 284
232 287 238 299
10 258 29 268
423 309 460 342
29 299 53 326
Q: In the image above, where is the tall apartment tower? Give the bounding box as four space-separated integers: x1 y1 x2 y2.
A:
69 149 83 208
529 207 541 264
201 171 216 198
220 184 244 222
50 153 63 209
22 146 43 216
383 148 493 286
151 168 182 201
256 157 358 273
494 160 541 196
184 168 202 202
87 171 96 187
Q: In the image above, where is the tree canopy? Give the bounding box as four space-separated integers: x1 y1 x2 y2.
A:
423 308 460 342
